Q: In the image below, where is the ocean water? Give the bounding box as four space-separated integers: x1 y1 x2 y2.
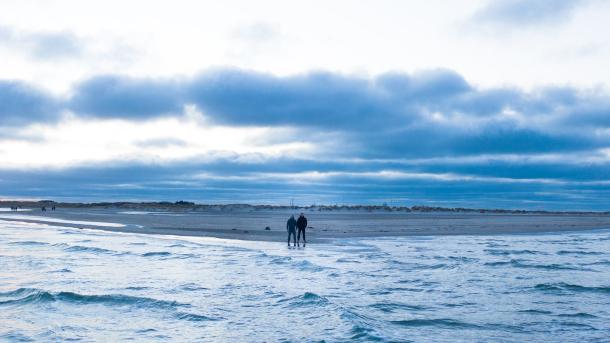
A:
1 219 610 342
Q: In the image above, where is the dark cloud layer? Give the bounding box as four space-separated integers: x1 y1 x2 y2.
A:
58 68 476 128
188 69 471 129
1 68 610 209
69 76 182 118
0 80 59 125
57 68 610 157
5 67 610 136
1 159 609 210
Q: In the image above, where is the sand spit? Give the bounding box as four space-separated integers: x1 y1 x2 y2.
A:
1 202 609 242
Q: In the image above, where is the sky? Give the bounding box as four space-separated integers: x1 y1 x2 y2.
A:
1 0 610 210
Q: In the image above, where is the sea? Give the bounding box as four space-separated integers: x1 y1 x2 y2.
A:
1 216 610 342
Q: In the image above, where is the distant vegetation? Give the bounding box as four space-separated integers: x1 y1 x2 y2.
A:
0 200 607 215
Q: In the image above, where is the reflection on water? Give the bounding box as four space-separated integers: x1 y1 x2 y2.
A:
1 220 610 342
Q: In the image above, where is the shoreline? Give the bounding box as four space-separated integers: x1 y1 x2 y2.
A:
2 200 609 216
2 208 610 243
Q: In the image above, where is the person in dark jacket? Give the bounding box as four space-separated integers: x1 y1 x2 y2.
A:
286 215 297 246
296 213 308 246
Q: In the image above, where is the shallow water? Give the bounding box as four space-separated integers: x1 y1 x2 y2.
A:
1 219 610 342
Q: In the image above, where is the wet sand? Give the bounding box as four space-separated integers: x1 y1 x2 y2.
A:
2 207 610 242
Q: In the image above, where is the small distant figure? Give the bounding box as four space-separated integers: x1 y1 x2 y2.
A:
287 215 297 246
51 206 56 211
297 213 308 246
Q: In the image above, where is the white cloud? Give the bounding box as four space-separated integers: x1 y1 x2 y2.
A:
191 169 610 186
0 0 609 91
0 114 316 169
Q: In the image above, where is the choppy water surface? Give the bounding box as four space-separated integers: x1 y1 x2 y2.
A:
1 220 610 342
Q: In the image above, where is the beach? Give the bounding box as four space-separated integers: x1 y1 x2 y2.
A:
0 208 610 243
1 207 609 242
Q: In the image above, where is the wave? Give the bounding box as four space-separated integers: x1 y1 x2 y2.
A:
391 318 481 329
297 292 327 303
1 288 221 325
339 309 384 342
485 242 510 248
268 256 327 272
293 260 327 272
0 289 55 306
485 259 587 271
349 326 383 341
534 283 610 294
179 283 209 292
64 245 119 255
367 285 429 295
52 243 69 248
557 322 598 330
0 288 39 298
556 250 604 256
518 309 552 315
174 312 219 322
484 249 545 256
278 292 330 307
142 251 172 257
0 331 34 342
50 268 73 273
439 302 475 309
0 288 184 310
387 260 450 270
8 241 49 246
269 256 292 265
392 318 526 332
174 253 198 259
370 302 427 313
583 260 610 266
167 244 187 248
433 255 480 263
557 312 597 318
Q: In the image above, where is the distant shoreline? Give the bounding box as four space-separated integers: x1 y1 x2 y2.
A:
1 200 608 215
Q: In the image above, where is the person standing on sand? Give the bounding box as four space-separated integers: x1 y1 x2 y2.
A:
297 213 308 246
287 215 297 247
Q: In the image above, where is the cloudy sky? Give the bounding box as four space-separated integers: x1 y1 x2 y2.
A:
1 0 610 209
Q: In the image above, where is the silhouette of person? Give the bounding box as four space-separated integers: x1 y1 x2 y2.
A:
297 213 308 246
286 215 297 247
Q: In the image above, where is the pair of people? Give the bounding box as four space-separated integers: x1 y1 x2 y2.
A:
287 213 307 246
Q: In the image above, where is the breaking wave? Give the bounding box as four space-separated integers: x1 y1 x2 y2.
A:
0 288 184 310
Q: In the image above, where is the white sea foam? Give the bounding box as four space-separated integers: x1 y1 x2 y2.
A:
119 211 152 215
1 220 609 342
0 214 125 227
